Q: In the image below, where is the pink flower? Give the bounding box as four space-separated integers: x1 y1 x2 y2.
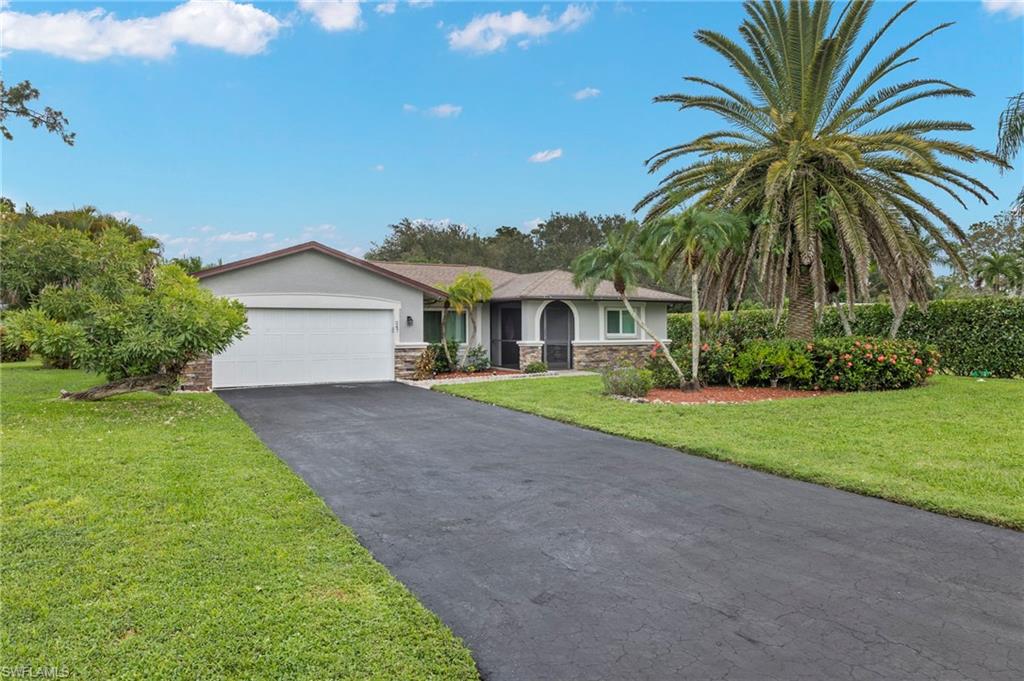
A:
854 340 861 347
914 357 923 366
890 357 897 364
877 355 886 362
864 343 873 350
842 354 852 360
926 367 934 375
846 362 853 368
832 375 840 382
701 343 710 352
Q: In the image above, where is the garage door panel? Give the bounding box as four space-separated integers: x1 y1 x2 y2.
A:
213 308 394 388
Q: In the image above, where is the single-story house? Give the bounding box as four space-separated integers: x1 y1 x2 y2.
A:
184 241 687 389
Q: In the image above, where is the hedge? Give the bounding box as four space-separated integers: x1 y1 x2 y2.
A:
667 298 1024 378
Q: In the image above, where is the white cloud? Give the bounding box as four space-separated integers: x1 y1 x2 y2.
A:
375 2 397 15
402 103 419 112
574 86 601 100
111 210 150 223
522 217 543 231
408 0 434 8
373 164 385 172
301 223 337 238
426 103 462 118
528 148 563 163
210 230 260 242
447 4 592 54
983 0 1024 18
345 245 367 258
0 0 283 61
298 0 362 32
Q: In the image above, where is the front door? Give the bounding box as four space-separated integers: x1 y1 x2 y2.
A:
541 302 574 369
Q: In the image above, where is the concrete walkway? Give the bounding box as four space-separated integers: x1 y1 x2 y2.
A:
220 382 1023 681
398 369 595 389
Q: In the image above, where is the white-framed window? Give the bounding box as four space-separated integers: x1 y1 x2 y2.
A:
424 310 467 343
604 308 638 338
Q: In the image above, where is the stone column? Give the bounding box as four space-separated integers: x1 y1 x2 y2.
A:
517 341 544 370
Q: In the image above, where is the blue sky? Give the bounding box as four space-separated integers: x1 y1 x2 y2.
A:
3 1 1023 262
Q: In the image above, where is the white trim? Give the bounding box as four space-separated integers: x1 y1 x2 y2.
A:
599 301 646 340
572 340 664 347
517 341 544 347
396 342 429 349
534 299 581 342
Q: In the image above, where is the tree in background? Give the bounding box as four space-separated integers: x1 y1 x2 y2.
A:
572 222 687 388
645 209 748 389
366 218 488 265
530 212 626 270
169 255 213 274
636 0 1003 340
0 80 75 145
484 226 540 272
973 253 1022 295
996 92 1023 210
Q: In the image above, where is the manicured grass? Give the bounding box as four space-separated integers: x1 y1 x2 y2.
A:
438 375 1024 530
1 363 478 680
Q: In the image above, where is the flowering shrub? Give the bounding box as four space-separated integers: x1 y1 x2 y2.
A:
731 340 815 388
601 363 654 398
460 345 491 373
646 341 738 388
810 337 939 391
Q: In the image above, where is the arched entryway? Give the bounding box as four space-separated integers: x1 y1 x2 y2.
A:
541 301 575 369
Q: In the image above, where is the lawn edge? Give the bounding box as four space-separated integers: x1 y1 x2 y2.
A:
433 384 1023 533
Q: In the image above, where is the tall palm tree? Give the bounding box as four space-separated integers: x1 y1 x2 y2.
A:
974 253 1022 294
645 209 748 390
996 92 1024 210
636 0 1005 340
572 222 687 388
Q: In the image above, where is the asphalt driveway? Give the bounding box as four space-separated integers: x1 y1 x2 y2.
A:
220 382 1023 681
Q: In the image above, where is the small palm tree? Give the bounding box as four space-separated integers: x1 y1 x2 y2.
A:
645 209 747 390
438 272 494 367
572 222 687 388
974 253 1023 294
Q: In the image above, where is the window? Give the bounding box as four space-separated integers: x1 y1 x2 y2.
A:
605 308 637 337
424 310 467 343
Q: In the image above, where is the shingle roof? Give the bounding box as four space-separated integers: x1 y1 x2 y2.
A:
371 261 688 303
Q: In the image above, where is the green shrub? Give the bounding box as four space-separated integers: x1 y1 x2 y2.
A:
0 325 30 362
460 345 490 373
646 341 738 388
601 364 654 398
1 307 83 369
669 297 1024 378
731 340 815 388
810 337 938 391
523 361 548 374
429 340 459 373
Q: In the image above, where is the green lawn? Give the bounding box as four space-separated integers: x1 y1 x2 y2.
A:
0 363 478 680
438 375 1024 530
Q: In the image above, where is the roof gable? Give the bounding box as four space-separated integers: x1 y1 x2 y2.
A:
193 242 448 298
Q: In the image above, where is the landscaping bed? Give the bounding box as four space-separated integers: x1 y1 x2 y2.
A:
427 368 522 381
0 363 478 679
438 374 1024 529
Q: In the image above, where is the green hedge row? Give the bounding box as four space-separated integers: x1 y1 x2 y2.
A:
667 298 1024 378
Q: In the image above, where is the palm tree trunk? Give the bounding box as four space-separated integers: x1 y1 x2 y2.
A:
439 304 454 367
690 271 701 391
619 295 686 390
786 261 815 340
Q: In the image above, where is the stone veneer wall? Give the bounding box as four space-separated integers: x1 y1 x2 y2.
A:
518 344 543 370
572 343 657 371
179 355 212 391
394 344 428 379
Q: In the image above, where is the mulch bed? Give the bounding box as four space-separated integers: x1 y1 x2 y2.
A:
429 369 523 381
646 386 828 405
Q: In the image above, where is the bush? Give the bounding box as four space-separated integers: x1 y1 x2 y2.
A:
732 340 815 388
429 340 459 373
0 324 30 362
1 307 83 369
460 345 490 373
601 364 654 398
523 361 548 374
413 345 437 380
810 337 938 391
646 341 738 388
670 297 1024 378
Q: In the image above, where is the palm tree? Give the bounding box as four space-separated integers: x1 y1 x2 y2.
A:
636 0 1005 340
974 253 1023 294
644 209 748 389
437 272 494 367
572 222 687 388
996 92 1024 210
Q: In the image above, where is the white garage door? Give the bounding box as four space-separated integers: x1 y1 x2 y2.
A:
213 308 394 388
